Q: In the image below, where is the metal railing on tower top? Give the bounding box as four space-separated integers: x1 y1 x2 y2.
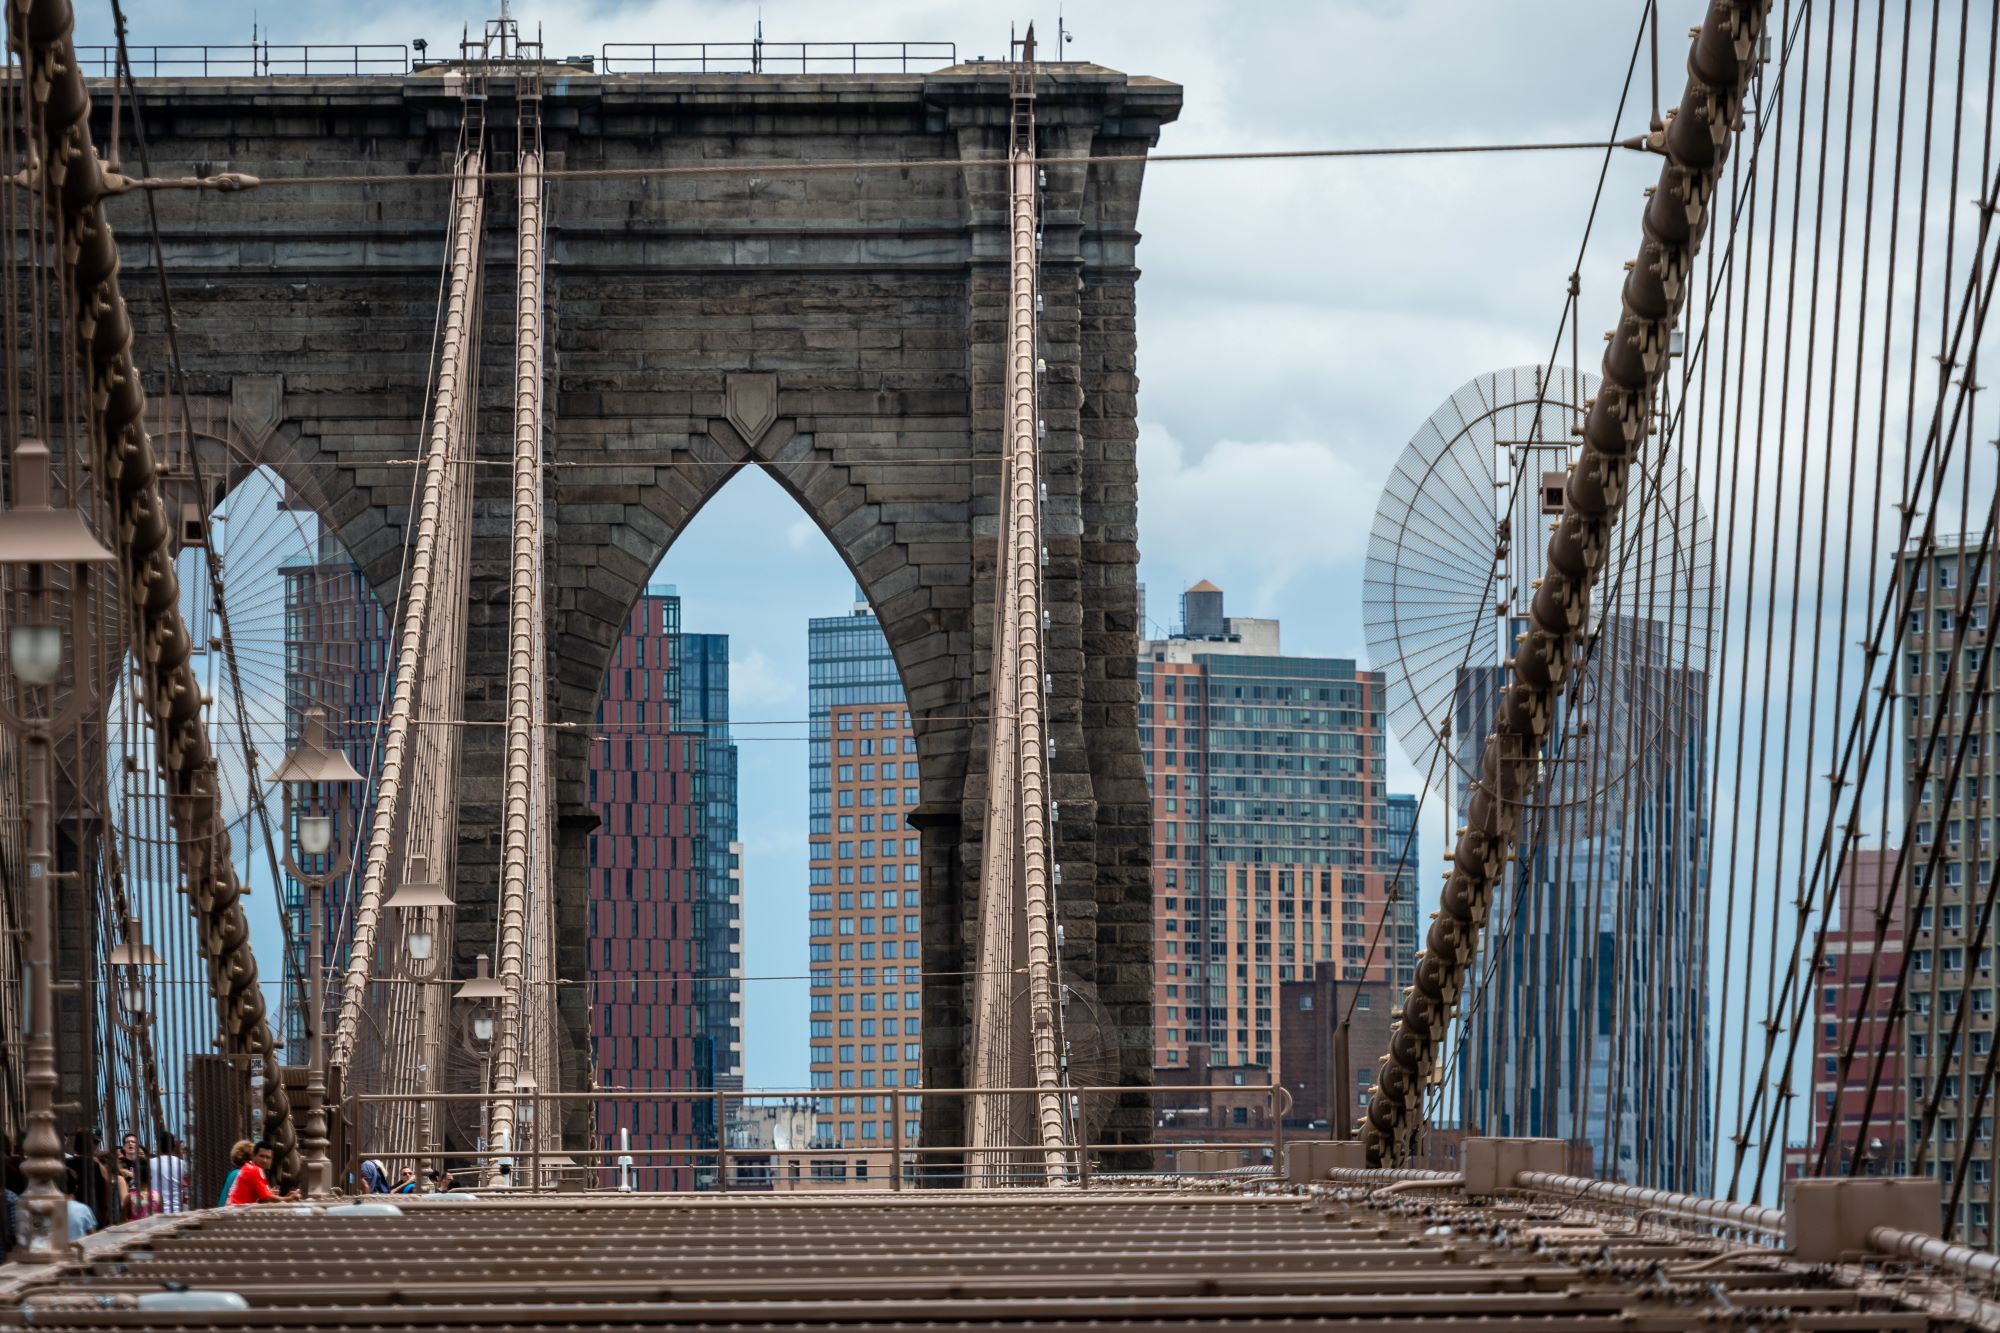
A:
600 41 957 75
72 44 410 77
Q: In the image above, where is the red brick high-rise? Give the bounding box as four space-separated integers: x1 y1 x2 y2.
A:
1792 848 1905 1178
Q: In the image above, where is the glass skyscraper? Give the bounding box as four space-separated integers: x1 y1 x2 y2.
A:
679 631 743 1087
1385 793 1419 993
279 523 391 1050
1452 614 1710 1192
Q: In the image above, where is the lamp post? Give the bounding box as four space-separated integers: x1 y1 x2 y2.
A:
453 954 507 1186
270 707 363 1197
388 859 453 1169
0 439 116 1263
515 1069 539 1192
106 916 161 1214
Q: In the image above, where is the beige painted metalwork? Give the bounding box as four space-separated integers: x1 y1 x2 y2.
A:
1 1178 1982 1329
331 134 486 1112
491 107 550 1181
969 52 1069 1184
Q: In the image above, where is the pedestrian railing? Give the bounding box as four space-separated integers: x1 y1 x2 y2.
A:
351 1081 1295 1194
600 42 958 75
73 45 410 78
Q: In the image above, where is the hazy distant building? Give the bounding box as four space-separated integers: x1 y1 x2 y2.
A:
279 524 390 1050
1140 581 1400 1102
1451 614 1710 1191
807 593 922 1153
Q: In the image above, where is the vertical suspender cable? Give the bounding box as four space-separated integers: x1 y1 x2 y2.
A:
1004 84 1070 1185
492 133 547 1182
332 148 486 1068
6 0 301 1173
1365 0 1773 1167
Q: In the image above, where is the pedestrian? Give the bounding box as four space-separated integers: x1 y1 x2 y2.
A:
218 1139 254 1207
392 1166 419 1194
63 1166 98 1240
359 1158 389 1193
115 1133 147 1219
4 1159 92 1248
121 1156 158 1220
152 1136 187 1214
225 1139 297 1205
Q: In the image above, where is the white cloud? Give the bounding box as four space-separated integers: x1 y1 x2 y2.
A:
783 516 818 550
728 647 793 711
1139 421 1379 608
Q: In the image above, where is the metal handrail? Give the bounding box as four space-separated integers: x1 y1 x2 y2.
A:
73 44 409 77
353 1081 1280 1104
353 1082 1291 1191
600 41 956 75
1514 1171 1787 1236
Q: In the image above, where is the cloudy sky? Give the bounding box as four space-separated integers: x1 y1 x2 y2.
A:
85 1 1715 1093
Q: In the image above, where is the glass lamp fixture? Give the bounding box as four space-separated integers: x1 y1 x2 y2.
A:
7 624 63 686
120 973 149 1018
297 814 334 858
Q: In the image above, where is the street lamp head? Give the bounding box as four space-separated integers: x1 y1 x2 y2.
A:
109 916 160 1028
107 915 161 969
455 952 507 1002
271 708 364 787
458 948 508 1040
387 869 452 968
0 439 118 570
297 814 334 858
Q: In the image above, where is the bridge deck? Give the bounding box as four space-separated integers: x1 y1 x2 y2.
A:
0 1186 1946 1330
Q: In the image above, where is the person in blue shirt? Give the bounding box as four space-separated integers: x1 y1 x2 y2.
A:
218 1140 254 1208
